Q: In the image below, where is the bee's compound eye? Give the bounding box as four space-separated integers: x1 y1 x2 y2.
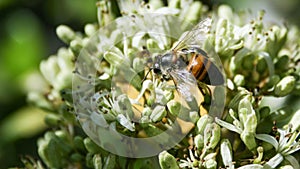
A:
153 68 161 74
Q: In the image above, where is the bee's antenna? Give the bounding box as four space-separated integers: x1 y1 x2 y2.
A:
141 68 153 84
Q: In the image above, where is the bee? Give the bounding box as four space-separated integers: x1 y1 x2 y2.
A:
147 18 224 102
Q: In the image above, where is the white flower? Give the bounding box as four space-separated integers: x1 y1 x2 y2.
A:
179 149 200 168
256 125 300 168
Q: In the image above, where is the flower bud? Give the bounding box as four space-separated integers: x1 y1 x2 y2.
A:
56 25 76 44
127 48 137 62
220 139 233 168
44 114 61 127
227 78 235 90
84 137 102 154
184 1 203 23
288 109 300 132
266 26 287 57
70 153 84 162
59 104 76 123
194 134 204 150
167 100 185 117
215 37 227 56
204 123 221 149
139 116 151 128
104 49 126 67
38 138 67 168
142 107 152 117
150 105 167 122
274 76 295 97
241 130 257 151
228 88 249 110
279 165 294 169
103 154 116 169
70 39 83 56
37 131 71 168
238 96 257 133
74 136 86 152
154 88 169 105
275 55 289 72
216 19 227 37
86 153 93 168
228 57 237 75
266 75 280 88
196 115 213 134
147 93 155 106
272 26 287 44
256 56 268 74
144 123 164 137
57 47 74 68
234 74 245 86
159 151 179 169
40 56 59 86
54 130 72 149
56 71 73 90
84 24 98 37
27 92 53 110
218 5 233 20
97 0 116 27
93 154 102 169
203 159 217 169
168 0 180 8
164 90 174 101
149 0 164 9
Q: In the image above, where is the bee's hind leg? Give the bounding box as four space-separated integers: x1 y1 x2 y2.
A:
197 82 212 96
197 82 212 111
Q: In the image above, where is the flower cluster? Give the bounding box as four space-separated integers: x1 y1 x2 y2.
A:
26 0 300 168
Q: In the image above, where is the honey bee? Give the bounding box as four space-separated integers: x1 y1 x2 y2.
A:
148 18 224 102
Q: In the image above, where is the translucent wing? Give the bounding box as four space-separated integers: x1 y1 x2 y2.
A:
172 18 212 52
169 68 199 102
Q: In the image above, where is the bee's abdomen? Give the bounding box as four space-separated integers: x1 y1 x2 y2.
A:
187 53 224 86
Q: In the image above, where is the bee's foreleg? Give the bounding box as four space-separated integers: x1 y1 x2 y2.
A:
141 68 153 84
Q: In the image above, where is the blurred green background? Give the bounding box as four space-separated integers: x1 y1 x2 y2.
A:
0 0 299 168
0 0 97 167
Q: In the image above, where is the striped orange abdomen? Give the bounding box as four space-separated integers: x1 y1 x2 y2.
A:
186 52 224 86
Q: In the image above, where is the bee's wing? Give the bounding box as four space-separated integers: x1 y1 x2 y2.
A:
169 68 199 102
172 18 212 51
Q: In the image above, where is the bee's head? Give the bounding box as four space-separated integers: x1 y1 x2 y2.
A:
153 55 162 75
152 54 172 81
